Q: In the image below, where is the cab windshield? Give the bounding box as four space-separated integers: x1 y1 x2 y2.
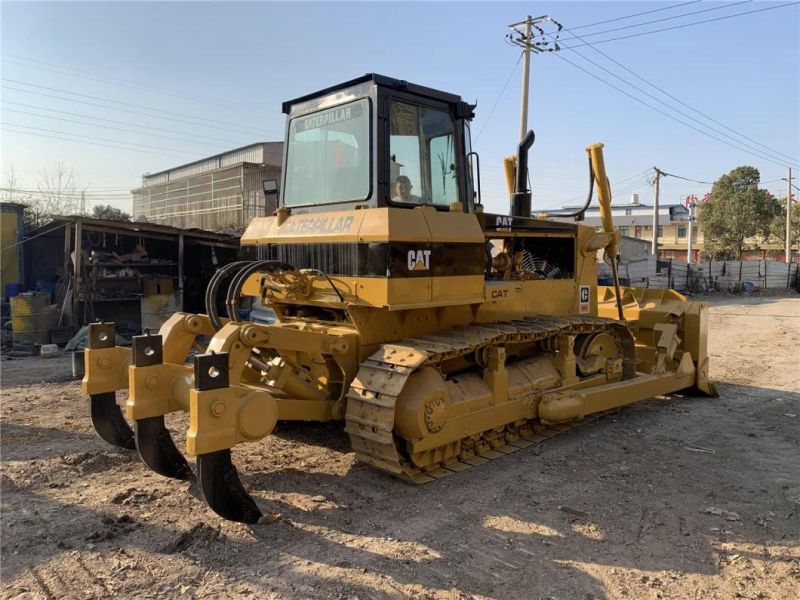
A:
283 99 370 206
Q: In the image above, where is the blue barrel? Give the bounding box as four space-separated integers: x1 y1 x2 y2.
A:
5 282 23 299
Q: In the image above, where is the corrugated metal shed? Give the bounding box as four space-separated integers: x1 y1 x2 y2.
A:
140 142 283 187
132 142 283 231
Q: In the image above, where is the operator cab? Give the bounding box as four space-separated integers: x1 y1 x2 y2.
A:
280 74 477 213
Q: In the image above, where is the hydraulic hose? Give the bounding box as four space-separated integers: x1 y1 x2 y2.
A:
205 261 250 331
543 155 595 220
225 260 295 324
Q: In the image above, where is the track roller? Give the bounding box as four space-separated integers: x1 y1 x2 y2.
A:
196 449 262 524
90 392 135 450
134 416 193 480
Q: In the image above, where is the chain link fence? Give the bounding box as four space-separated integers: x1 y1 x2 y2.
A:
601 256 799 293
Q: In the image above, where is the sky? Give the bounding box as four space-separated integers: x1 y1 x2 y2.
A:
1 0 798 218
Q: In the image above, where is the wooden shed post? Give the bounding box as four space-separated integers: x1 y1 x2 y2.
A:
178 230 184 310
72 218 83 326
63 221 72 281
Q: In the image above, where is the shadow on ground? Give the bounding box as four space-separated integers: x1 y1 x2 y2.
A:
3 383 798 598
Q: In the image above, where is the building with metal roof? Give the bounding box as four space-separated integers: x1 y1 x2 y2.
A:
132 142 283 232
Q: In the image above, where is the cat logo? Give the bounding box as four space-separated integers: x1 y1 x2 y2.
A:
579 285 591 313
495 216 513 228
407 249 432 271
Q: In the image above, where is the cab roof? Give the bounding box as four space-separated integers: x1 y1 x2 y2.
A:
281 73 474 118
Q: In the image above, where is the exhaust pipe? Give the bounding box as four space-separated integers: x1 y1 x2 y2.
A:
511 130 536 217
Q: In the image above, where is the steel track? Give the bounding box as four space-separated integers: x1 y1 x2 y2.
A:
345 315 625 483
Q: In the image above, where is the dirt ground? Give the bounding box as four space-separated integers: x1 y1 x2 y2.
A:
1 293 798 600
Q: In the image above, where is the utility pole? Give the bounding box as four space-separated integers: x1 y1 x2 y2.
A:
518 16 533 141
81 191 86 216
686 196 696 264
651 167 664 256
507 15 562 141
787 168 793 263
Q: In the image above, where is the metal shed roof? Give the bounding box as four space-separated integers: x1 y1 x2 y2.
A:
140 142 283 187
30 215 240 247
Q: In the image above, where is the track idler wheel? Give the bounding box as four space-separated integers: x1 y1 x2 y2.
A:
196 449 262 524
134 416 193 480
90 392 135 450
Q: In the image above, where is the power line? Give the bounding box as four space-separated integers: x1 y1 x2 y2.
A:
2 83 265 139
781 179 800 192
2 79 281 136
546 170 650 207
1 187 131 198
1 53 274 114
475 51 523 142
559 2 799 48
1 122 200 156
1 125 198 160
608 179 649 202
548 50 798 169
2 101 248 146
0 222 66 252
547 31 798 167
659 171 713 185
3 107 239 149
612 168 653 187
566 0 750 40
570 1 703 31
552 27 798 165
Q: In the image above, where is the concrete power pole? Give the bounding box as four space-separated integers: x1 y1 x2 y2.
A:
507 15 561 142
651 168 663 256
518 16 533 141
687 197 696 264
787 168 793 263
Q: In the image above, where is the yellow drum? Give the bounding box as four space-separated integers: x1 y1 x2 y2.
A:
10 293 51 345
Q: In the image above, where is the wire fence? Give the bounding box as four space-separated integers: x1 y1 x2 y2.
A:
602 256 799 293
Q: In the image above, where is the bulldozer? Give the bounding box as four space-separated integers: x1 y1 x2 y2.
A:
82 74 716 523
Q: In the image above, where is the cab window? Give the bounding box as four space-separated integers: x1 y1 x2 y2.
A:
283 99 370 206
389 100 458 206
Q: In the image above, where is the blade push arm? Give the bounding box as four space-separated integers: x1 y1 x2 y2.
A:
586 143 624 320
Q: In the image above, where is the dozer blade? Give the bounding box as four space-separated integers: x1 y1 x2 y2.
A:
90 392 135 450
196 449 262 524
134 416 193 481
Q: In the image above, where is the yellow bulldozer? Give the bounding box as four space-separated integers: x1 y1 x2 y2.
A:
82 74 716 523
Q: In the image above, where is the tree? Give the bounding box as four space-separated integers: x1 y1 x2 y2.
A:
768 197 800 253
697 166 780 259
4 164 86 230
92 204 131 222
1 166 32 207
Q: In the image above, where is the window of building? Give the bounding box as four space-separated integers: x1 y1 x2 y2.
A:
624 208 632 215
658 226 664 236
619 226 629 236
678 226 687 238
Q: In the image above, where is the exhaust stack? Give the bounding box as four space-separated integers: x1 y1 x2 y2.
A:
511 130 536 217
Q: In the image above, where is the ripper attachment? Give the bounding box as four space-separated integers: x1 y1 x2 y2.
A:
86 322 135 450
192 351 263 524
131 332 193 480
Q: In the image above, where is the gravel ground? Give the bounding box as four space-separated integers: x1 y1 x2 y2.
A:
1 293 798 599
